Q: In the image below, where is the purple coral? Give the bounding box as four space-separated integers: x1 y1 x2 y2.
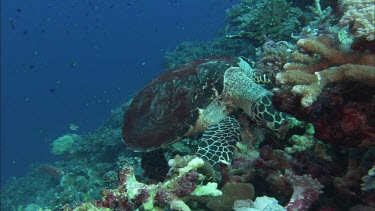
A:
284 170 324 211
171 172 199 196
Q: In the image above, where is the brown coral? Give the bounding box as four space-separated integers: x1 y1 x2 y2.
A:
206 183 254 211
285 37 374 73
276 37 375 107
339 0 375 41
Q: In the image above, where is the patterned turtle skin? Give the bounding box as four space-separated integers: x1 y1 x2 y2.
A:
123 57 306 167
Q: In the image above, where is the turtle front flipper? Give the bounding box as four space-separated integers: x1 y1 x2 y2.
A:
248 95 288 133
223 66 314 139
196 116 240 168
249 95 315 139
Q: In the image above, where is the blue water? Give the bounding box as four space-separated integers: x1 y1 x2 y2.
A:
1 0 239 186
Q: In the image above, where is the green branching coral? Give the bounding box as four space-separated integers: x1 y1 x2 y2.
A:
225 0 307 44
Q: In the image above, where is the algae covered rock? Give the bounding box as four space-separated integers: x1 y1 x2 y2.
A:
51 134 81 155
207 182 255 211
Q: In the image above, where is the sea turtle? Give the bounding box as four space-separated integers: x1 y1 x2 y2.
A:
123 57 309 167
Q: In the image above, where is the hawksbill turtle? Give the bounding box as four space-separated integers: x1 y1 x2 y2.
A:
123 57 310 167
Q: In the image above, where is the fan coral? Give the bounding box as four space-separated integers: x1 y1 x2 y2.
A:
339 0 375 41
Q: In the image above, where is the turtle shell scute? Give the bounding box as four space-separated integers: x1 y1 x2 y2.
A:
123 57 236 151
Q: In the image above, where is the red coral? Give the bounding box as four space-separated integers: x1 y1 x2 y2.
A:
154 189 171 205
94 166 144 210
314 102 374 147
275 81 374 147
95 190 131 209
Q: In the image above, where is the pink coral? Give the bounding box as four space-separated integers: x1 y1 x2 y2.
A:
339 0 375 41
284 170 324 211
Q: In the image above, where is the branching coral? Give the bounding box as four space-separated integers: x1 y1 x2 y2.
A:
339 0 375 41
276 37 375 107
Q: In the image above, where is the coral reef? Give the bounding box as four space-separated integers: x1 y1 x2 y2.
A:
206 182 255 210
339 0 375 41
254 40 297 82
276 37 375 107
81 155 222 210
163 38 256 69
141 149 169 182
274 80 374 147
231 169 324 211
284 170 324 210
1 119 132 210
225 0 307 44
233 196 285 211
2 1 375 210
51 134 81 155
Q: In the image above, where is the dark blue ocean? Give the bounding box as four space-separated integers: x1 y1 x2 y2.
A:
1 0 238 186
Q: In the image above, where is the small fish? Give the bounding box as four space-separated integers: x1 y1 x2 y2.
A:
69 123 79 131
28 64 36 69
9 18 15 29
70 59 77 68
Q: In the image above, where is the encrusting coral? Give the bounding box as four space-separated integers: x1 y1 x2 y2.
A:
276 37 375 107
284 170 324 211
339 0 375 41
73 155 221 211
51 134 80 155
230 170 324 211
